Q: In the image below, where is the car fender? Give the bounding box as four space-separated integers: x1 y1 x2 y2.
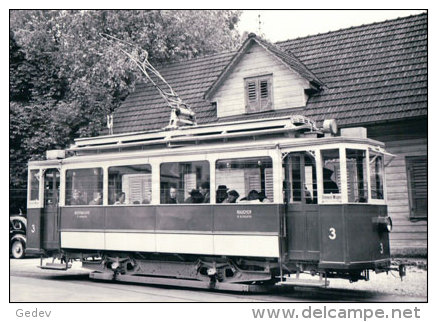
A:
11 233 26 246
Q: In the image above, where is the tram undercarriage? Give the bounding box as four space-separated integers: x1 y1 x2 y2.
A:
38 250 398 292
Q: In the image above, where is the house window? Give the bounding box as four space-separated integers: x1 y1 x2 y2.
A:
406 156 427 219
244 74 273 113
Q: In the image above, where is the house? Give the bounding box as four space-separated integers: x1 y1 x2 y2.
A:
110 13 427 256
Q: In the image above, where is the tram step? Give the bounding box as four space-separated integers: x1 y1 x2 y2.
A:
278 278 329 288
38 263 72 271
89 271 275 293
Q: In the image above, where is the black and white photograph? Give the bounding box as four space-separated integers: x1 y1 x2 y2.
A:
8 7 428 318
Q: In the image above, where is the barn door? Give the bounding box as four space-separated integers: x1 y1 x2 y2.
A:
42 168 60 250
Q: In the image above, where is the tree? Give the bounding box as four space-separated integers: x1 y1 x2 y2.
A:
9 10 242 213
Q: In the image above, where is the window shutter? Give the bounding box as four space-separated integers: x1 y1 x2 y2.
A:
264 168 274 201
245 75 273 113
123 174 151 204
259 78 272 111
406 156 428 219
245 80 259 113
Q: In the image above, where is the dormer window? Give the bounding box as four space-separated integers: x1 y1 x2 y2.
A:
244 74 273 113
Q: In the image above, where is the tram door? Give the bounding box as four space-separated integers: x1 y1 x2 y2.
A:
284 152 320 261
42 168 60 250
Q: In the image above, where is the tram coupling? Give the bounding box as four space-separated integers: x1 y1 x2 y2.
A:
387 260 407 281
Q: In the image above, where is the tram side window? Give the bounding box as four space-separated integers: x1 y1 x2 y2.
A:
369 152 384 200
215 157 273 203
108 164 152 205
29 169 40 201
160 161 210 204
346 149 368 203
321 149 341 201
65 168 103 206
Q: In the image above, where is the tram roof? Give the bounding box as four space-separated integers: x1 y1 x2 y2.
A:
26 115 387 167
28 135 386 167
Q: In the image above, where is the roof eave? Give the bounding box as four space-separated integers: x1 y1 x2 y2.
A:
204 37 254 100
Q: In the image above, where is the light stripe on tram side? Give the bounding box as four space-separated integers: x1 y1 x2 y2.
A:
60 231 280 258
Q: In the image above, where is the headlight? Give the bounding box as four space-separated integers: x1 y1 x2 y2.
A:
374 216 392 232
385 216 393 232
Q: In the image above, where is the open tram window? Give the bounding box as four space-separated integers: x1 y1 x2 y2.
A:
283 152 318 204
369 151 384 200
108 164 152 205
215 157 273 203
160 161 210 204
65 168 103 206
346 149 368 203
320 149 341 202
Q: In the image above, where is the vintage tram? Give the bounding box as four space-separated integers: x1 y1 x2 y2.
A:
26 115 399 291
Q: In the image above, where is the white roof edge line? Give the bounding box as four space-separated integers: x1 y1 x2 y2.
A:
74 115 295 145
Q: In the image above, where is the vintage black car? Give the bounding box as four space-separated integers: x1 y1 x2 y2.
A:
10 212 27 259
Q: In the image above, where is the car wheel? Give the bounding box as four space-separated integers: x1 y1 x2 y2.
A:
11 240 25 259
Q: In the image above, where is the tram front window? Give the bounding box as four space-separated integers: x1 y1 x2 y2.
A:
321 149 341 202
160 161 210 204
215 157 273 203
108 164 152 205
346 149 368 203
65 168 103 206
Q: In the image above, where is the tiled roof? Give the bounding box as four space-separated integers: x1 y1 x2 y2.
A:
111 13 427 134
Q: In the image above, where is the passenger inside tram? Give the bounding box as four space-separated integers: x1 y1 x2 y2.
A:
166 186 178 204
216 185 229 203
89 192 103 205
114 192 126 205
258 191 271 203
199 182 210 203
223 190 239 203
70 189 85 205
184 189 204 203
323 168 339 194
239 190 262 203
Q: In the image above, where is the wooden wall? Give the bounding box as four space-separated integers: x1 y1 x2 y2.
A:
211 43 309 118
366 118 427 256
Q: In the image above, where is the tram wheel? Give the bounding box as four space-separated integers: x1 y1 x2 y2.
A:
11 240 25 259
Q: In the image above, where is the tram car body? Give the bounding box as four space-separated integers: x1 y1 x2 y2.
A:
26 116 395 289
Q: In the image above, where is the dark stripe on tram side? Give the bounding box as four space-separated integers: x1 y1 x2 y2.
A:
60 204 282 235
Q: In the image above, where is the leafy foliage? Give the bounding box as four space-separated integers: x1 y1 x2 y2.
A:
9 10 241 212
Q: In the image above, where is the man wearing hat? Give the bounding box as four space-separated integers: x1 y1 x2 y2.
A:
185 189 204 203
216 185 229 203
199 181 210 203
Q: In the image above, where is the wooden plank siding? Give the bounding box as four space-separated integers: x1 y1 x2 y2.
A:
366 119 427 255
211 43 310 118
